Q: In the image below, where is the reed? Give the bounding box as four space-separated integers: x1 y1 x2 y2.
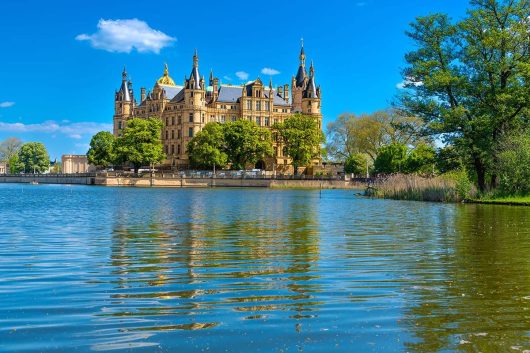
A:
373 173 475 202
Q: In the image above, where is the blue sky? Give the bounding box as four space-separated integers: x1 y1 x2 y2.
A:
0 0 468 159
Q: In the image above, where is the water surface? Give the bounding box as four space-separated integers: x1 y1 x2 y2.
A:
1 184 530 352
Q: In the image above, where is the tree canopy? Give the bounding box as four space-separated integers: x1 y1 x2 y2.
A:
87 131 116 168
275 114 324 175
344 154 366 176
18 142 50 173
114 117 165 173
326 109 428 162
187 122 228 169
399 0 530 191
0 137 22 162
223 119 273 170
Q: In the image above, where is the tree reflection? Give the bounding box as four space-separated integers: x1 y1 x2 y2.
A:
403 204 530 352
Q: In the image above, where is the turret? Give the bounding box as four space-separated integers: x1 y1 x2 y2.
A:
302 60 321 116
113 66 133 136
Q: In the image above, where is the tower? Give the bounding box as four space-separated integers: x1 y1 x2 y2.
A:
291 40 308 113
113 67 134 136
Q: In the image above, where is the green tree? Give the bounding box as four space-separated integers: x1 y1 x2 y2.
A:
399 0 530 191
275 114 325 175
436 145 463 174
87 131 116 168
495 133 530 195
114 117 166 173
0 137 22 162
187 122 228 169
8 154 23 173
326 109 428 162
374 143 408 174
405 142 436 175
18 142 50 173
344 154 365 176
223 119 273 170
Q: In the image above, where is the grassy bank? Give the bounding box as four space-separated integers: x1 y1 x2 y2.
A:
373 173 474 202
472 195 530 206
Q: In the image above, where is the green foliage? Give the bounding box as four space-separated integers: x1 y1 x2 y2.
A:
436 145 462 174
405 143 436 175
223 119 273 170
374 143 408 174
344 154 365 175
0 137 22 162
18 142 50 173
114 117 165 173
442 169 475 200
8 154 23 173
87 131 116 168
495 133 530 195
275 113 324 174
400 1 530 191
187 123 228 169
326 109 429 162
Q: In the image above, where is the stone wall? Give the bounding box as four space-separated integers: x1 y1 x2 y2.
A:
0 174 94 185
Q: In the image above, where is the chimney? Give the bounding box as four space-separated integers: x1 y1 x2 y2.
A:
278 86 283 96
283 84 289 101
141 87 146 102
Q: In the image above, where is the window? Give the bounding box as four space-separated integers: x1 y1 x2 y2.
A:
166 117 169 126
256 101 261 111
171 130 175 139
231 116 236 122
171 145 175 155
177 144 181 155
189 127 193 137
221 115 225 123
202 114 205 123
265 102 270 111
189 113 193 122
247 100 252 110
178 130 181 139
118 121 122 129
172 117 175 125
256 117 261 126
265 117 269 126
165 145 168 154
165 130 169 139
178 116 182 124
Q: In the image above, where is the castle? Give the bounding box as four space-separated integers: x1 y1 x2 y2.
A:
113 44 322 172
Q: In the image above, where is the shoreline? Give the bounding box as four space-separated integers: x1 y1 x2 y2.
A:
0 174 365 190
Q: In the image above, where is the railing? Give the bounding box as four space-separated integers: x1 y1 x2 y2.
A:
1 173 97 177
96 170 352 181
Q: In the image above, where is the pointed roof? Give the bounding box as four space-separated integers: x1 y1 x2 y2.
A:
295 41 307 87
188 49 201 89
118 67 131 101
303 61 317 98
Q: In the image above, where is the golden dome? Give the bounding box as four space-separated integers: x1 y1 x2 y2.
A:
157 63 176 86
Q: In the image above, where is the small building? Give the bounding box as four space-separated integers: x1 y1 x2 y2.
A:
62 155 93 174
0 162 6 174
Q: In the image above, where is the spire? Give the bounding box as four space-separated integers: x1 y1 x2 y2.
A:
310 60 314 77
299 38 305 66
295 39 308 87
304 61 317 99
269 77 273 90
209 69 214 86
118 67 131 102
157 63 176 86
189 50 201 89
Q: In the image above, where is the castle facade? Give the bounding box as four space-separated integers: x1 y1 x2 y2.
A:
113 45 322 171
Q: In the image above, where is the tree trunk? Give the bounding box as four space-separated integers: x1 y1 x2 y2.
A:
474 156 486 193
490 174 498 190
134 164 139 174
293 164 298 176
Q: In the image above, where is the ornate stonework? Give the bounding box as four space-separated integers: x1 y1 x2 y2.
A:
113 45 322 171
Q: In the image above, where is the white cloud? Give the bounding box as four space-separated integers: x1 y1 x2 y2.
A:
236 71 249 80
0 120 112 136
261 67 280 76
0 101 15 108
223 75 232 81
396 77 424 89
76 19 176 54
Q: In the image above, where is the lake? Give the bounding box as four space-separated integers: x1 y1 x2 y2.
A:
1 184 529 352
